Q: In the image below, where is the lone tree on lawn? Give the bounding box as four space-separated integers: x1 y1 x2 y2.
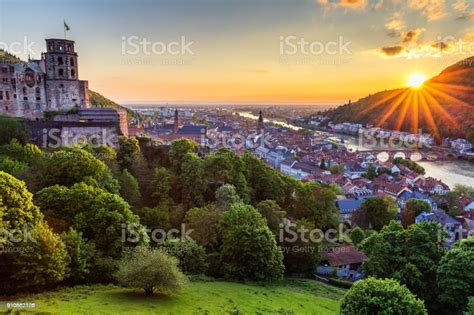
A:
115 247 188 296
341 277 427 315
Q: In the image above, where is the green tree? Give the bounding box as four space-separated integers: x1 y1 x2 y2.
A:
179 152 207 208
169 139 198 173
115 247 188 296
467 129 474 144
60 228 96 283
437 237 474 315
364 164 377 180
361 221 446 313
329 164 344 174
281 219 321 275
42 148 119 193
160 239 208 275
117 136 142 171
0 115 29 145
119 169 141 209
150 167 173 206
256 200 286 236
215 184 241 211
219 203 284 280
402 198 431 227
135 206 172 240
349 226 366 247
184 205 222 251
354 197 397 231
341 277 427 315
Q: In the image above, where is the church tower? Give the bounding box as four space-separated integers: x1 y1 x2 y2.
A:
174 109 179 132
257 110 264 131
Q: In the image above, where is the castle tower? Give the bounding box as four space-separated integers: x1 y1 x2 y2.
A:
45 39 78 80
174 109 179 132
258 110 264 130
44 38 89 110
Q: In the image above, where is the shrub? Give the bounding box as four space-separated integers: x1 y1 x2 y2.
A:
115 247 188 296
341 277 427 315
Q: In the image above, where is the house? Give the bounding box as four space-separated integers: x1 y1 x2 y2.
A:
316 246 367 281
398 191 437 211
415 177 450 195
345 161 366 179
336 198 365 224
416 210 462 243
451 138 472 152
459 195 474 211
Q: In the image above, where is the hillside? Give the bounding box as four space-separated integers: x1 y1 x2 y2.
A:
0 49 21 63
88 90 135 119
1 279 344 314
326 56 474 139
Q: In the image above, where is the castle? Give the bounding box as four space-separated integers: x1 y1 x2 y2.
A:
0 38 89 119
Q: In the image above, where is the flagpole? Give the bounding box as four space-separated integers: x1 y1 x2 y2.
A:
64 20 66 39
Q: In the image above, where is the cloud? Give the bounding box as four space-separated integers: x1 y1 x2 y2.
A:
407 0 446 21
385 12 405 37
315 0 368 11
452 0 473 19
380 45 406 56
401 28 425 43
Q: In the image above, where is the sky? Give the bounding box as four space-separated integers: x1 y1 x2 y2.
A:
0 0 473 105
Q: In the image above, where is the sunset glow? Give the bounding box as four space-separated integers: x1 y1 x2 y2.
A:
407 74 427 88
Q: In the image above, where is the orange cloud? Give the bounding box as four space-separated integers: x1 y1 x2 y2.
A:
381 45 406 56
316 0 368 11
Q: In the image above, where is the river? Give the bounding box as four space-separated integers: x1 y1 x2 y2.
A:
236 111 474 188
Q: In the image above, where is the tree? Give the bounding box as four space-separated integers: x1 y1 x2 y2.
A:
292 183 339 229
60 228 96 283
0 115 29 146
341 278 427 315
219 203 284 280
179 152 207 208
115 247 188 296
256 200 286 236
467 129 474 145
160 239 208 275
36 182 148 259
119 169 141 209
402 199 431 227
169 139 198 173
117 137 142 171
364 164 377 180
150 167 173 206
280 218 321 275
184 205 222 251
437 237 474 314
41 148 119 193
354 197 397 231
361 221 446 313
329 164 344 174
135 206 172 239
349 226 366 247
215 184 241 211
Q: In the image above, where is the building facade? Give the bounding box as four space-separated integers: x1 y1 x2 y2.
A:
0 38 89 120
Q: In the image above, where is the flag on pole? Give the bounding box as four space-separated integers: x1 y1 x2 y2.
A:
64 20 70 31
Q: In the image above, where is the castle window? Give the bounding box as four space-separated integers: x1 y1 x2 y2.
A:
58 69 64 76
58 57 64 65
11 78 15 84
60 84 64 88
70 58 74 66
5 106 8 111
1 67 7 74
22 87 27 94
2 78 7 83
35 104 41 110
9 66 14 73
6 91 9 100
13 94 16 99
0 91 3 100
71 69 75 77
23 97 28 101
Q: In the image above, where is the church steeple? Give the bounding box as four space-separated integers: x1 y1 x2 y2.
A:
257 110 264 131
174 109 179 132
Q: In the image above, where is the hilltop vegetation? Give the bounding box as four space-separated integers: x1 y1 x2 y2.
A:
88 90 135 119
326 56 474 139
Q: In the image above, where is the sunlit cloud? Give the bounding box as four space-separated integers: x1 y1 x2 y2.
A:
407 0 446 21
315 0 368 11
401 28 425 43
385 12 405 37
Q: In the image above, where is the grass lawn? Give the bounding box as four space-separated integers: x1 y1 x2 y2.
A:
1 278 345 314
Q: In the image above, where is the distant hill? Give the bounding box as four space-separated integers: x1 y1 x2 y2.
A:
0 49 21 63
325 56 474 139
88 90 135 119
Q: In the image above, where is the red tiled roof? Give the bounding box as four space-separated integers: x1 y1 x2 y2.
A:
323 246 367 267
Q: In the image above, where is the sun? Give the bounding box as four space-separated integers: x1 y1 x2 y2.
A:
407 73 427 88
